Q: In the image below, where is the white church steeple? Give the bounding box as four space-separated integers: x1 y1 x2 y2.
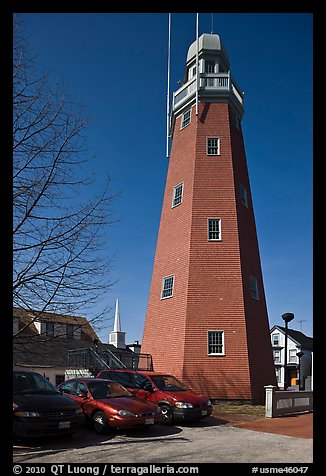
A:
109 298 126 349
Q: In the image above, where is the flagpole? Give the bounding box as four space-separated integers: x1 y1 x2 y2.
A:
166 13 171 158
195 13 199 116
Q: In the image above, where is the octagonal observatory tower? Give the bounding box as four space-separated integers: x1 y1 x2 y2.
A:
141 33 276 402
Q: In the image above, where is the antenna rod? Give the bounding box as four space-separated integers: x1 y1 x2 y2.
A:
195 13 199 116
166 13 171 158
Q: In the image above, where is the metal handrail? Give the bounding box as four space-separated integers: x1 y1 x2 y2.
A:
172 72 243 110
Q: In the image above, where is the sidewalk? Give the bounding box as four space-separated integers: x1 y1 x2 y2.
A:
212 411 313 439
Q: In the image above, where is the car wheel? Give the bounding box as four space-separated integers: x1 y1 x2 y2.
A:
160 404 173 425
93 411 109 434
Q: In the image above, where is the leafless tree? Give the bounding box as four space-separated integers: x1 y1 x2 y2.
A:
13 16 117 337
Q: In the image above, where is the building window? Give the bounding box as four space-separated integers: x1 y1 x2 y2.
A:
180 109 191 129
66 324 74 339
188 65 196 80
45 322 54 337
250 276 259 300
273 350 281 363
240 184 248 207
208 331 224 355
272 334 280 346
205 61 215 86
289 349 297 363
205 60 215 73
161 275 174 299
208 218 221 241
172 183 184 208
206 137 220 156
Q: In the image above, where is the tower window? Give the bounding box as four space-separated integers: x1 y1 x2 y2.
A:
172 183 184 208
205 60 215 73
250 276 259 301
208 218 221 241
206 137 220 156
161 275 175 299
240 184 248 207
180 109 191 129
208 331 224 355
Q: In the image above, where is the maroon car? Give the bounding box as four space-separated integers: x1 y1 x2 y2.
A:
96 370 212 424
58 378 163 434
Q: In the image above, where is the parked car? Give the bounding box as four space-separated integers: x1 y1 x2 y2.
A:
57 378 163 434
13 370 84 439
96 369 213 424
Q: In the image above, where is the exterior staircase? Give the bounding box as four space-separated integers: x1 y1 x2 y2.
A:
66 346 153 379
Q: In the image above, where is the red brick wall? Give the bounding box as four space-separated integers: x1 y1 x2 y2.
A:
141 103 198 377
141 101 276 401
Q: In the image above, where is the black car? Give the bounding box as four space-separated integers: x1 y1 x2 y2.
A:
13 370 84 439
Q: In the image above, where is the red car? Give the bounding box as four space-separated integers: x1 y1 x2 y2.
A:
96 370 212 424
58 378 163 434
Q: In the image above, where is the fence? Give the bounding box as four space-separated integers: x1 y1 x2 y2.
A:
264 385 313 418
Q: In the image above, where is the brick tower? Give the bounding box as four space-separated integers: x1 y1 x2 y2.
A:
141 33 276 402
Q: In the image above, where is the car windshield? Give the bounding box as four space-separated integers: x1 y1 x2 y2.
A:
87 381 132 399
151 375 188 391
13 372 59 395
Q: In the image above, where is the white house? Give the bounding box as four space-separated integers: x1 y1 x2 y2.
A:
270 325 313 390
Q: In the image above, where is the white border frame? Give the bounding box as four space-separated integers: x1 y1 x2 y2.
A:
207 330 225 356
206 137 221 156
180 108 192 130
171 182 184 208
207 218 222 241
161 274 175 300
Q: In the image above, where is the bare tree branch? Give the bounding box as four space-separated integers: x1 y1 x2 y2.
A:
13 16 118 335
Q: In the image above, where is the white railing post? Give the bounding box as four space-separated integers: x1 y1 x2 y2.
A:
265 385 277 418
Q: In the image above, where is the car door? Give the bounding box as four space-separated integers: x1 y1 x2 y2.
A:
74 382 94 417
60 381 91 415
132 374 154 401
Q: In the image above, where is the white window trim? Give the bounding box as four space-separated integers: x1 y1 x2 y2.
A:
289 349 297 363
161 275 175 300
180 109 192 130
206 137 221 156
207 218 222 241
207 330 225 356
272 334 280 346
273 350 281 363
171 182 184 208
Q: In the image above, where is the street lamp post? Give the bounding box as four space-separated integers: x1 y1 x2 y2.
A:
282 313 294 390
296 351 304 390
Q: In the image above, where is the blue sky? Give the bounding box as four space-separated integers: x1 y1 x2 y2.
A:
18 13 313 343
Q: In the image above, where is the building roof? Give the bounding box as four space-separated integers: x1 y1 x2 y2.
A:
271 325 313 351
13 338 133 369
13 307 99 341
13 307 134 369
186 33 229 64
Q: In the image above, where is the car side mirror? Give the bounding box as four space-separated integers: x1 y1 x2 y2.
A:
78 392 88 399
143 382 154 392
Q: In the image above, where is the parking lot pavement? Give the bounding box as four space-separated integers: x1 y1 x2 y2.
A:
13 416 313 464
